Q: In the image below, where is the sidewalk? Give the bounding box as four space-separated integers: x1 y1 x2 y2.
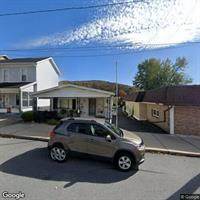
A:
0 113 22 128
0 121 199 157
123 129 200 155
117 111 200 156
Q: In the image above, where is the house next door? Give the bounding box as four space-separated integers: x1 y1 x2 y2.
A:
89 98 96 116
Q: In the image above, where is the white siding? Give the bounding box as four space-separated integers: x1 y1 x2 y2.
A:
0 63 36 82
36 59 59 107
0 58 60 112
36 59 59 91
21 84 34 112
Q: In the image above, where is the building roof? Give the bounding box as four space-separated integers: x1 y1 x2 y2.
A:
0 57 49 63
0 82 32 88
124 91 145 102
0 56 61 75
32 84 115 98
126 85 200 106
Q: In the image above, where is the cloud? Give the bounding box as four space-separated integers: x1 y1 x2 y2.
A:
25 0 200 49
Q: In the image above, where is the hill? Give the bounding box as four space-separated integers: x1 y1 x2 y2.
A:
59 80 137 97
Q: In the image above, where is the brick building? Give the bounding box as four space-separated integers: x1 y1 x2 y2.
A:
124 85 200 136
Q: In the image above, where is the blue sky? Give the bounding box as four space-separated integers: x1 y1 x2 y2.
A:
0 0 200 85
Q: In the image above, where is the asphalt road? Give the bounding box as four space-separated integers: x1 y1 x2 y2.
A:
0 138 199 200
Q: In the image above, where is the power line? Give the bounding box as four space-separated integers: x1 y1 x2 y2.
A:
6 42 198 58
0 44 134 52
0 1 142 17
1 41 200 53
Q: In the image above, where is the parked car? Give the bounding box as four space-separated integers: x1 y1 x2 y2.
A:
48 119 145 172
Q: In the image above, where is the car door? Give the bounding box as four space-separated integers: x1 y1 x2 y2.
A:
86 124 117 158
66 122 91 154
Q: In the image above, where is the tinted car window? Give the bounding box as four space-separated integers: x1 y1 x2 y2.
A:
67 123 91 135
91 124 110 138
67 123 78 132
54 121 64 131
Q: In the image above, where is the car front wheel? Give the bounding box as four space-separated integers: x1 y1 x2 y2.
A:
115 153 136 172
49 146 68 162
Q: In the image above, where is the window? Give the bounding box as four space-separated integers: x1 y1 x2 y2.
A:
3 69 9 82
21 69 27 82
22 92 28 107
16 94 20 106
29 96 33 106
67 123 78 132
22 75 26 82
22 92 32 107
67 123 91 135
151 109 160 118
91 124 110 138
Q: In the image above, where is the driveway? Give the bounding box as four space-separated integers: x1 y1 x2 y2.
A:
115 110 166 134
114 110 200 154
0 138 199 200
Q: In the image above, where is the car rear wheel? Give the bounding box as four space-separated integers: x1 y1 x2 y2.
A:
49 146 68 162
115 152 136 172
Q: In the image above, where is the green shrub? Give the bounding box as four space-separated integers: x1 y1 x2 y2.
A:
60 109 67 115
46 119 60 126
21 111 34 122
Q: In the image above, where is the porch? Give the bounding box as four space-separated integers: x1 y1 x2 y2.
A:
32 84 114 120
0 88 20 113
51 97 112 118
0 82 34 113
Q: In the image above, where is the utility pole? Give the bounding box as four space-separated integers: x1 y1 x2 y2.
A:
115 61 118 128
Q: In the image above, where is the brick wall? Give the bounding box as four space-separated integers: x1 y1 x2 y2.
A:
174 106 200 136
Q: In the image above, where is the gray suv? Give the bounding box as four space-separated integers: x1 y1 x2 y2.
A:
48 119 145 172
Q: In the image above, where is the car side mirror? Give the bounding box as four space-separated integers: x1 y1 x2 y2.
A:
106 135 112 142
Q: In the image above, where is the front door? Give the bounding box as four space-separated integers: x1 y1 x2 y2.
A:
72 99 76 110
89 98 96 116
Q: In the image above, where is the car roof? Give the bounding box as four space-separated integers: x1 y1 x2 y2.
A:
61 117 106 125
61 118 98 123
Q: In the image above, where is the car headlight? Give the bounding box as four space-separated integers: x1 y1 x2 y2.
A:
137 139 145 149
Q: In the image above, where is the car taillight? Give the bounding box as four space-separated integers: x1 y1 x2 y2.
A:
49 130 55 138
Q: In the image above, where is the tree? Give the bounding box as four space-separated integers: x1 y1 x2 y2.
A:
119 89 127 97
133 57 192 90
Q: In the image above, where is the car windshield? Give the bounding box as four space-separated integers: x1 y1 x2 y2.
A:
104 122 123 137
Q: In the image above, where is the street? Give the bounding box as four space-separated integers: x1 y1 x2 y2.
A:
0 138 199 200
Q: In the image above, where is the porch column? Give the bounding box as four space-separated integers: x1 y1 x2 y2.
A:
169 106 175 134
19 89 22 112
32 97 38 111
106 97 113 123
50 98 54 111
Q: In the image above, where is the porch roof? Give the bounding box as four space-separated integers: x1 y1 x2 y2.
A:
0 82 32 88
32 84 114 98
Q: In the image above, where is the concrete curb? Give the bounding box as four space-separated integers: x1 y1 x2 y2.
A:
145 147 200 158
0 133 199 158
0 133 49 142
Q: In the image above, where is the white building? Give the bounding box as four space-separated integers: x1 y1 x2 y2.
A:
0 56 60 113
32 83 114 119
